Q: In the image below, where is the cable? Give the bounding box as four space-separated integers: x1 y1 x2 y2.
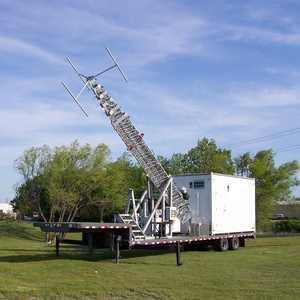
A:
221 127 300 148
274 144 300 153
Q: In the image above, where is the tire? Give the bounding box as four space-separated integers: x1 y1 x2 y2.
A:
229 237 239 251
213 238 229 252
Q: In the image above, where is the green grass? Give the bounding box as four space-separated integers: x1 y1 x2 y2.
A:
0 220 299 299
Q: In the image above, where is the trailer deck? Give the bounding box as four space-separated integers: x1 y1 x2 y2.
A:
34 221 255 264
132 233 255 246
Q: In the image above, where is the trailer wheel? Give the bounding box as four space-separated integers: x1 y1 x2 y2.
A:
229 237 239 251
213 238 229 252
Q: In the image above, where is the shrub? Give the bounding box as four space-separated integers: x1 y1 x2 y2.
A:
274 219 300 233
295 219 300 233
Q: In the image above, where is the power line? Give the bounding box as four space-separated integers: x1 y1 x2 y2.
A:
221 127 300 148
274 144 300 153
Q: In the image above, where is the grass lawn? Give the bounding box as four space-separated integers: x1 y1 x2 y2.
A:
0 220 299 299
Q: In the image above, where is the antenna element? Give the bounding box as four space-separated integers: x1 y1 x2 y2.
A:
62 47 128 116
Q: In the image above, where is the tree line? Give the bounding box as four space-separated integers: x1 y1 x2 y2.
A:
12 138 299 231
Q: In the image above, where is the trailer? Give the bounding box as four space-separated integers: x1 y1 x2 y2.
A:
34 172 255 264
34 48 255 265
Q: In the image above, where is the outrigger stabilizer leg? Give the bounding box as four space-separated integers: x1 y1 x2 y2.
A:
115 235 122 264
176 241 183 266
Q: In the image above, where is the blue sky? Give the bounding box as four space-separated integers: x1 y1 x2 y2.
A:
1 0 300 202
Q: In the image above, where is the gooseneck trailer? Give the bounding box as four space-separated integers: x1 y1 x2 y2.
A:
34 48 255 264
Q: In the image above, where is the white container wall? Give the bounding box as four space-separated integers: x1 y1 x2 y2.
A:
173 173 255 235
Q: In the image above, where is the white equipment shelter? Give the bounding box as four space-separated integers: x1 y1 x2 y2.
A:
173 173 256 236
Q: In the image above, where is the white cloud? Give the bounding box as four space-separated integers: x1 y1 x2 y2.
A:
0 35 64 64
231 86 300 108
220 24 300 46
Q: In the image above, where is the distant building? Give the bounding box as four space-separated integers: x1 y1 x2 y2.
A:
0 203 16 219
0 203 13 215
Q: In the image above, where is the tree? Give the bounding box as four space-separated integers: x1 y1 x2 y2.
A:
13 141 113 226
115 152 147 198
158 153 185 175
234 152 251 177
13 145 51 221
12 180 41 220
46 141 111 223
160 138 234 175
184 138 234 174
91 158 129 222
234 149 300 231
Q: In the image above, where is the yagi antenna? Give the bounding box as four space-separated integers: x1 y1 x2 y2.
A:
61 46 128 117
